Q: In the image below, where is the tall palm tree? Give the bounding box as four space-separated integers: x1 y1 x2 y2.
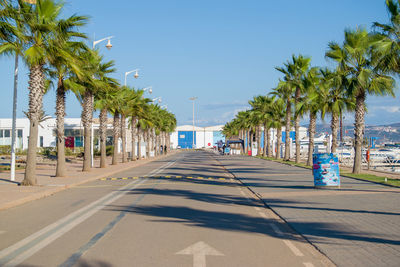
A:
326 28 395 173
271 80 293 160
276 55 311 163
297 67 322 165
9 0 71 185
318 68 355 154
249 95 273 157
268 96 286 159
128 89 149 160
373 0 400 75
93 61 118 168
47 15 88 177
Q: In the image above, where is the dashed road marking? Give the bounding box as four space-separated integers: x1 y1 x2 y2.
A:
254 207 261 211
0 231 5 235
283 240 304 257
303 262 314 267
269 223 283 236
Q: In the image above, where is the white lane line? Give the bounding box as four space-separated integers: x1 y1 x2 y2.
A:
0 159 177 267
254 207 261 211
0 231 5 235
283 240 304 257
303 262 314 267
269 223 283 236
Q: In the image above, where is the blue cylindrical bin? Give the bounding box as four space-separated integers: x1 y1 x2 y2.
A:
312 153 340 188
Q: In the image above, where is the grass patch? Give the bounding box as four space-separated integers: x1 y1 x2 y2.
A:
256 155 399 187
341 172 400 187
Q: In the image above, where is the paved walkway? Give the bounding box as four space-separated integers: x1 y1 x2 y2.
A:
0 153 176 211
216 154 400 267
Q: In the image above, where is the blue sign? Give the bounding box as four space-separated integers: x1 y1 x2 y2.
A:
312 153 340 187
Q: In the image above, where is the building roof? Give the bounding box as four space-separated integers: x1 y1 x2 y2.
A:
176 125 207 131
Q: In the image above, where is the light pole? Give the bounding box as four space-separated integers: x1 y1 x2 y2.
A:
124 69 139 86
142 87 153 94
152 97 162 104
189 97 198 149
90 36 114 167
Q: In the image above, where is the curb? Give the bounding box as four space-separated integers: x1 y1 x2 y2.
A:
0 151 179 211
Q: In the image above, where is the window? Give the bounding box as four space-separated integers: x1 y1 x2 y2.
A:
0 130 3 138
40 136 44 147
18 129 23 137
4 130 10 138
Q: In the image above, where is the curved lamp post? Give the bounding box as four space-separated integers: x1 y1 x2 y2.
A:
124 69 139 86
189 97 198 149
152 97 162 104
90 36 114 167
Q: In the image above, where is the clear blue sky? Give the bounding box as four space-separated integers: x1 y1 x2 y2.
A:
0 0 398 126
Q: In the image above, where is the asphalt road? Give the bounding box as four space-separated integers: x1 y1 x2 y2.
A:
0 151 332 267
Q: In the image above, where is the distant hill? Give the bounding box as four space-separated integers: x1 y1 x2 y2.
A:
302 122 400 143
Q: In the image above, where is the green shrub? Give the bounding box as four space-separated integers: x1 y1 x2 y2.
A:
0 145 11 155
39 147 56 157
106 145 113 156
65 147 75 156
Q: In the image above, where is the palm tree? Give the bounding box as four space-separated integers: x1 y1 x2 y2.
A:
47 14 88 177
318 68 355 154
297 67 322 165
326 28 395 173
373 0 400 75
128 89 149 160
268 97 285 159
249 95 273 157
93 61 118 168
271 80 293 160
10 0 71 185
276 55 311 163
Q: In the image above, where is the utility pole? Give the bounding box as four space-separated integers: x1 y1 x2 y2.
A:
189 97 197 149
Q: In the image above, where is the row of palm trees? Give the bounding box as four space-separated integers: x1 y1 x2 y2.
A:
0 0 176 186
223 0 399 174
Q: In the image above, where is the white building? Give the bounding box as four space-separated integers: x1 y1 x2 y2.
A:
170 125 225 149
0 118 148 157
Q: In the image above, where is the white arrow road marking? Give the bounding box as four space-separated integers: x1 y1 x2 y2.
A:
176 241 224 267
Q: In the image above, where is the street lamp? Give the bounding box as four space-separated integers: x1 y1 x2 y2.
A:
93 36 114 49
124 69 139 86
142 86 153 94
189 97 198 149
90 36 114 167
152 97 162 104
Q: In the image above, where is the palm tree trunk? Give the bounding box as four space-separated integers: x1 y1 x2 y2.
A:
137 127 142 160
257 127 260 155
112 112 120 165
263 123 267 157
307 112 316 166
276 126 282 159
294 88 301 163
55 77 66 177
284 100 291 160
267 127 272 157
131 117 137 161
22 64 45 186
353 94 365 174
99 108 107 168
81 90 93 172
146 129 150 158
331 112 339 153
121 114 127 163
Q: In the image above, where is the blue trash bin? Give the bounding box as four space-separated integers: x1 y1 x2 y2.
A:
312 153 340 188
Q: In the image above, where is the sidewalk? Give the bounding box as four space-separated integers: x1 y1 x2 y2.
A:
0 152 177 211
217 154 400 267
